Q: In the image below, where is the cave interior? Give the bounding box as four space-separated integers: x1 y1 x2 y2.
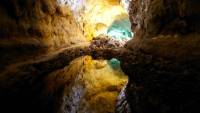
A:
0 0 200 113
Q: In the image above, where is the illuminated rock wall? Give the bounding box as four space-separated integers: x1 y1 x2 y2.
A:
0 0 85 69
0 1 128 113
1 0 200 113
0 0 86 48
107 14 133 41
65 0 129 40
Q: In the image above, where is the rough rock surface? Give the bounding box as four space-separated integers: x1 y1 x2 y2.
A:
0 0 85 70
64 0 128 40
119 0 200 113
128 0 200 41
1 0 200 113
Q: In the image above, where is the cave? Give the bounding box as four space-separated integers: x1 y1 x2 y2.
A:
0 0 200 113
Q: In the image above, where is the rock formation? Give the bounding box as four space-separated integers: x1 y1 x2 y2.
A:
0 0 85 70
121 0 200 113
0 0 200 113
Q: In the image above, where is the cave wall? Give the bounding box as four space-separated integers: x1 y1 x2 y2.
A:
0 1 128 113
126 0 200 60
0 0 85 46
0 0 86 69
121 0 200 113
128 0 200 40
64 0 128 40
0 0 200 113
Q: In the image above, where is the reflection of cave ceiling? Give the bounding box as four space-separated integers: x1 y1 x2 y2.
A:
47 56 127 113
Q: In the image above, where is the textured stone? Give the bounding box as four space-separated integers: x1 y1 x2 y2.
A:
0 0 85 69
1 0 200 113
120 0 200 113
65 0 128 40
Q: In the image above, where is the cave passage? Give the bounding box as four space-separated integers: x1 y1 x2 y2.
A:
61 0 134 42
63 1 133 112
54 0 132 113
0 0 200 113
92 4 134 42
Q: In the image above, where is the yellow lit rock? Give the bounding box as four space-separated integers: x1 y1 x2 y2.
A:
57 5 72 16
84 0 128 40
66 0 129 40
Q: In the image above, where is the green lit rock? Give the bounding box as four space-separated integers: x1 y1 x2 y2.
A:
108 58 121 70
107 17 133 41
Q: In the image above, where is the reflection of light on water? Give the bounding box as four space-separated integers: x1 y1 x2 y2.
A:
61 56 128 112
108 58 121 70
